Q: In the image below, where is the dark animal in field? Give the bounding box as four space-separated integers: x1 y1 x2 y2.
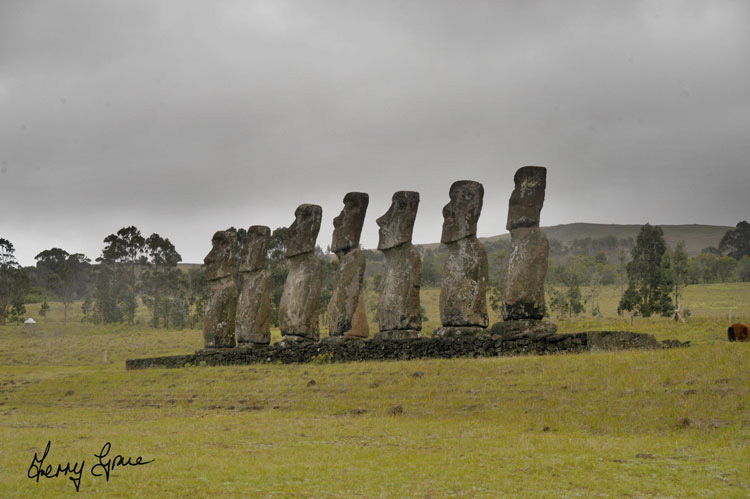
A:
728 323 749 342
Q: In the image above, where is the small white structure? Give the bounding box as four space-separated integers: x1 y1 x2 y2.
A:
24 317 36 325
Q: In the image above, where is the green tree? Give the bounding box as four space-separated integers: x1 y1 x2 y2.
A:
738 255 750 282
664 241 690 307
185 267 209 327
719 221 750 260
548 259 586 318
421 249 441 286
618 224 674 317
94 226 148 324
140 233 183 328
0 238 30 325
34 248 91 324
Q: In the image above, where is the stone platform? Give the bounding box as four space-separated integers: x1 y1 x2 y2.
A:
125 331 688 370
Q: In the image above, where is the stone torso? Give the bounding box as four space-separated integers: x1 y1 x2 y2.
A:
236 269 272 344
440 236 489 327
279 252 322 340
327 248 367 337
203 277 239 348
378 243 422 333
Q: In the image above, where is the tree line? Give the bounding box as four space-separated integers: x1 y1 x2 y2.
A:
1 221 749 325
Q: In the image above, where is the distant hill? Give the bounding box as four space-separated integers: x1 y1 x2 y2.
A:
179 223 733 267
421 223 732 257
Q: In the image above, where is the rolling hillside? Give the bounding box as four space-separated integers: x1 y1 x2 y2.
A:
436 223 732 256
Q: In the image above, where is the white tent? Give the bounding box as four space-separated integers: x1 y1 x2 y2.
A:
24 318 36 325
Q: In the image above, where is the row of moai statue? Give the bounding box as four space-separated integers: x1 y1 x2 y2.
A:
202 166 549 348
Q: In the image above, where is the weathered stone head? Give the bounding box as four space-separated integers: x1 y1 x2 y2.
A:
286 204 322 258
441 180 484 243
239 225 270 273
204 229 237 281
377 191 420 251
331 192 369 256
506 166 547 230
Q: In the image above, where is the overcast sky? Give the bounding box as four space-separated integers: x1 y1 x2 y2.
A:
1 0 748 265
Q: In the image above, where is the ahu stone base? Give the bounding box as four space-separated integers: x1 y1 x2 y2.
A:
126 331 689 369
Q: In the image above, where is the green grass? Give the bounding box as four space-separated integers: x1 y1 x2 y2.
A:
2 284 749 496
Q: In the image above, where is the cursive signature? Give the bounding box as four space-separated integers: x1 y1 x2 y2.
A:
27 441 153 492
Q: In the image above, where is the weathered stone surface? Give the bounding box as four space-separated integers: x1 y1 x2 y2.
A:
488 319 558 338
440 236 489 328
441 180 484 243
347 292 370 339
236 269 272 344
506 166 546 231
432 326 485 338
331 192 369 255
204 229 237 281
328 193 369 338
127 331 689 369
239 225 270 273
203 278 239 348
376 191 419 251
279 252 322 341
585 331 660 351
373 329 420 340
286 204 322 258
502 226 549 320
439 181 488 333
377 243 422 333
327 248 367 336
203 229 239 348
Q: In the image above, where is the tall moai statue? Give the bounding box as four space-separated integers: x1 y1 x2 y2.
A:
279 204 323 343
502 166 549 321
235 225 272 345
327 192 370 339
203 229 239 349
434 180 489 337
375 191 422 339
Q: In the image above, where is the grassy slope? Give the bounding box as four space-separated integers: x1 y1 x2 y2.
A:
2 285 749 497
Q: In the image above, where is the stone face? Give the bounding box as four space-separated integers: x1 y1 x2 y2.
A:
376 191 420 251
236 269 272 344
279 252 322 340
239 225 270 273
377 243 422 334
502 226 549 320
439 236 489 328
506 166 547 231
203 278 239 348
441 180 484 243
286 204 322 258
327 248 367 337
331 192 369 255
204 229 238 281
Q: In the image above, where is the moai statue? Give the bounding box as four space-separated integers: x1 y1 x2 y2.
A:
203 229 239 349
375 191 422 339
235 225 272 346
279 204 323 343
327 192 370 339
434 180 489 338
493 166 556 336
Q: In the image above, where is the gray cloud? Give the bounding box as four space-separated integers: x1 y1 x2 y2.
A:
1 0 748 265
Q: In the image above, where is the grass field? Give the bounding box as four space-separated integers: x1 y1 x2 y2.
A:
1 284 749 496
